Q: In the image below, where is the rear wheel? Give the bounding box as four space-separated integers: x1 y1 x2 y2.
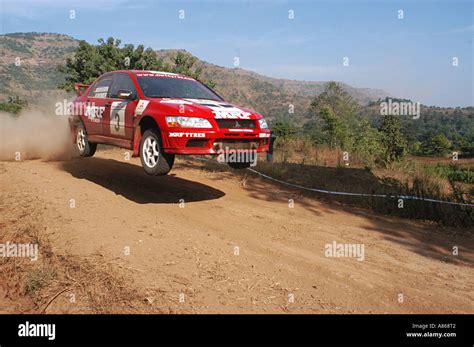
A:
139 129 175 175
76 123 97 157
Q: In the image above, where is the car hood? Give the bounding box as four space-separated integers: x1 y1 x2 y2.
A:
147 98 263 120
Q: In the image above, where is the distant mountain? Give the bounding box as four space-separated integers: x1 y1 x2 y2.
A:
0 33 77 100
0 32 391 123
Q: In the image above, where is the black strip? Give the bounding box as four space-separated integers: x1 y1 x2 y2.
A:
0 314 472 346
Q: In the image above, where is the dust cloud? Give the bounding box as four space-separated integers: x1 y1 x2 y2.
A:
0 109 77 161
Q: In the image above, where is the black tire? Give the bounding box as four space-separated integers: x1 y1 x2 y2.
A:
228 161 251 169
139 129 175 175
76 123 97 157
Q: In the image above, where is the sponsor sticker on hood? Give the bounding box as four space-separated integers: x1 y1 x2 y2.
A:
184 99 252 119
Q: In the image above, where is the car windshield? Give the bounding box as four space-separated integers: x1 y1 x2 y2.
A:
137 76 222 101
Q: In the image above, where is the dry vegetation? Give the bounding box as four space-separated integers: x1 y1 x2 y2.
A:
0 173 163 313
251 138 474 229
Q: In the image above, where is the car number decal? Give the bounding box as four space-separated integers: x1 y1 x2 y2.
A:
110 101 127 135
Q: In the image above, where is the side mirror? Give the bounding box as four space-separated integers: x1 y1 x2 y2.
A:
117 90 134 100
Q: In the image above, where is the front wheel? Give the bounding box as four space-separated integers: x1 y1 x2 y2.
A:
139 129 175 175
76 123 97 157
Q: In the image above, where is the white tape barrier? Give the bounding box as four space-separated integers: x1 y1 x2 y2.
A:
196 157 474 207
246 168 474 207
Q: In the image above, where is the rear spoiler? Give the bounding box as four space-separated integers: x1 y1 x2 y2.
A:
74 83 90 96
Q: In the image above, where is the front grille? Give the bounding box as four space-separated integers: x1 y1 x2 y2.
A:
215 119 256 129
214 140 259 151
186 139 207 148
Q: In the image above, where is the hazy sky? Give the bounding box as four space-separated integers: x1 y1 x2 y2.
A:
1 0 473 106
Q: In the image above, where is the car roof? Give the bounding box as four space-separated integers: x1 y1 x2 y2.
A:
110 70 191 78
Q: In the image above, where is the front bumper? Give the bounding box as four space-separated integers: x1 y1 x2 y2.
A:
161 128 271 155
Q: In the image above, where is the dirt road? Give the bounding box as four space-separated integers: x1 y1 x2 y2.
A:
1 149 473 313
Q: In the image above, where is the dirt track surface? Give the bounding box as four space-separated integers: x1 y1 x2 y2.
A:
1 149 473 313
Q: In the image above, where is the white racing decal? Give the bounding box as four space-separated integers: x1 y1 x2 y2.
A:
148 71 177 75
160 99 193 105
135 100 150 117
110 101 127 136
184 99 252 119
169 132 205 138
153 97 255 120
93 86 109 98
212 107 252 119
136 71 194 80
84 105 105 123
185 99 221 105
94 86 109 92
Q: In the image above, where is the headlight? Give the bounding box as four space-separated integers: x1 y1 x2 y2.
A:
166 116 212 128
258 118 269 129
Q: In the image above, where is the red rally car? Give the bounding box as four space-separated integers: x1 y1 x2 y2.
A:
69 70 270 175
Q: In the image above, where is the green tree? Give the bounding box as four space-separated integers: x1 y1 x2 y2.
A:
307 82 358 149
353 119 385 167
379 114 407 163
58 38 166 91
303 119 325 144
170 51 201 78
0 95 28 115
428 134 451 156
310 81 358 126
272 120 297 138
169 51 215 88
58 38 215 91
409 141 422 155
459 130 474 157
319 106 350 149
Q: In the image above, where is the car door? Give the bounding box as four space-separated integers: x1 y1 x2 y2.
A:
106 73 139 140
85 75 113 135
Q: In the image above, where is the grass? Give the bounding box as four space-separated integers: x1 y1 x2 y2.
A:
256 138 473 228
420 163 474 184
25 267 56 294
